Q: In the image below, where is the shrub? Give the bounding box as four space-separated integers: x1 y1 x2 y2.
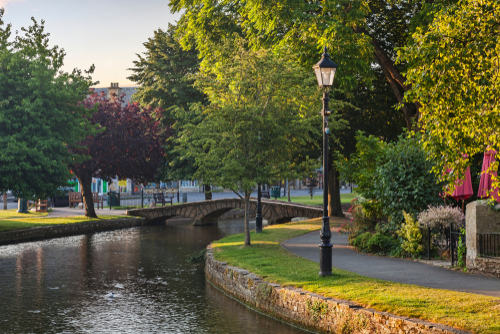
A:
367 233 392 253
397 211 423 258
418 205 464 229
373 134 444 228
340 132 445 230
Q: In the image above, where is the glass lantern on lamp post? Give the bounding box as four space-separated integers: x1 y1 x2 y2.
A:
312 46 338 276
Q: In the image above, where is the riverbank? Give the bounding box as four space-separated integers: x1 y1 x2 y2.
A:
207 218 500 334
0 216 146 245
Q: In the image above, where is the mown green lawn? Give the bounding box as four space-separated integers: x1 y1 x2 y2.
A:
276 192 357 205
0 215 129 232
0 209 49 219
211 218 500 334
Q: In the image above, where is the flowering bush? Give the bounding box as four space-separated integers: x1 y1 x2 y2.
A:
417 205 464 229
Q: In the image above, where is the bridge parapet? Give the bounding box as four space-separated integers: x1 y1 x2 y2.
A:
126 198 322 225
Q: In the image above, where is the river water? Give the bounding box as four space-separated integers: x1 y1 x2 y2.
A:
0 219 307 333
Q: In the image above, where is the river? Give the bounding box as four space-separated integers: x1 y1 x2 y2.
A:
0 219 308 333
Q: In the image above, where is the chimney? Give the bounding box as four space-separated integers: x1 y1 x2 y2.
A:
108 82 121 101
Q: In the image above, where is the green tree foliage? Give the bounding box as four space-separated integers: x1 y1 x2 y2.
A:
170 0 423 127
339 133 444 229
373 134 444 228
0 11 97 200
127 24 206 193
399 0 500 188
179 38 321 246
128 23 204 112
170 0 415 217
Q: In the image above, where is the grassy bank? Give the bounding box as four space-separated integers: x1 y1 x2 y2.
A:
0 209 49 219
276 193 356 205
211 218 500 334
0 215 128 232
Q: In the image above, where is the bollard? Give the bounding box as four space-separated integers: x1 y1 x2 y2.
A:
141 188 144 208
3 193 7 210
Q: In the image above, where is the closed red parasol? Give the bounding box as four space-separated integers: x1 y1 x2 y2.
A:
478 149 500 202
444 154 473 214
452 165 473 201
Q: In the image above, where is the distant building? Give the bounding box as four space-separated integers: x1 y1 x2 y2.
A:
92 82 138 106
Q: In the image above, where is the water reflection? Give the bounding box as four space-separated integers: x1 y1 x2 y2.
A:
0 219 304 333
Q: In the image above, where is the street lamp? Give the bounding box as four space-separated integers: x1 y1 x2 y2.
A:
313 46 338 276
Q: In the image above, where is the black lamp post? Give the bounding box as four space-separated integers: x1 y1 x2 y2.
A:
256 183 263 233
312 46 338 276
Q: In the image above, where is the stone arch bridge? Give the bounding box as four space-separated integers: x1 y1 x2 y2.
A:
126 198 322 225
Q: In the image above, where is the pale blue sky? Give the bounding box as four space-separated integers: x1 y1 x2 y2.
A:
1 0 181 87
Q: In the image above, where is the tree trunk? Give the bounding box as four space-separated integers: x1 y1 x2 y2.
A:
205 184 212 201
328 166 344 218
244 191 251 246
76 172 97 218
287 179 291 202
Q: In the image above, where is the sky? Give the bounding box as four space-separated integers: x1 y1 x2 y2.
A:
1 0 181 87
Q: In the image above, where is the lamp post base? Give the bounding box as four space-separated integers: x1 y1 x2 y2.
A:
318 243 333 276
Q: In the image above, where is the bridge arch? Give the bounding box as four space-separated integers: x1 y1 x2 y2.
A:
127 198 322 226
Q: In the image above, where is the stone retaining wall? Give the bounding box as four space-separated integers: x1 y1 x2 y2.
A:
0 218 147 246
467 257 500 278
205 248 470 334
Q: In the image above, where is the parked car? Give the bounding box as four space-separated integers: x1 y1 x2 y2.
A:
52 188 78 207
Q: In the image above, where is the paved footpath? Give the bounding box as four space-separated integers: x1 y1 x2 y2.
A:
283 230 500 297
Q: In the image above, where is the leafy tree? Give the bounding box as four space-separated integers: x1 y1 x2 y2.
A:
0 11 98 200
69 92 168 218
399 0 500 189
339 132 443 231
127 24 207 197
307 176 318 200
169 0 418 217
330 68 406 217
178 38 320 245
169 0 424 127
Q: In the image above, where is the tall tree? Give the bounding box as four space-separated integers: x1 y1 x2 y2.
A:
0 11 98 200
169 0 424 127
330 68 406 216
169 0 425 216
127 24 209 197
179 37 321 245
400 0 500 188
69 92 168 218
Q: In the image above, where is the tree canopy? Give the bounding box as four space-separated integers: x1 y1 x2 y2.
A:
0 11 98 199
170 0 424 127
69 92 168 217
127 24 205 185
178 38 322 245
399 0 500 188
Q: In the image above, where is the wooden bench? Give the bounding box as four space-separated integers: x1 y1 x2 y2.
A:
36 199 48 213
153 192 173 207
93 192 104 209
69 191 82 208
261 190 270 199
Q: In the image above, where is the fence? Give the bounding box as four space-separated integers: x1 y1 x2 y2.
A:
478 233 500 258
109 190 176 209
420 222 465 266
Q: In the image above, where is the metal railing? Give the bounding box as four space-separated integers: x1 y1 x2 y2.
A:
109 190 176 209
478 233 500 258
